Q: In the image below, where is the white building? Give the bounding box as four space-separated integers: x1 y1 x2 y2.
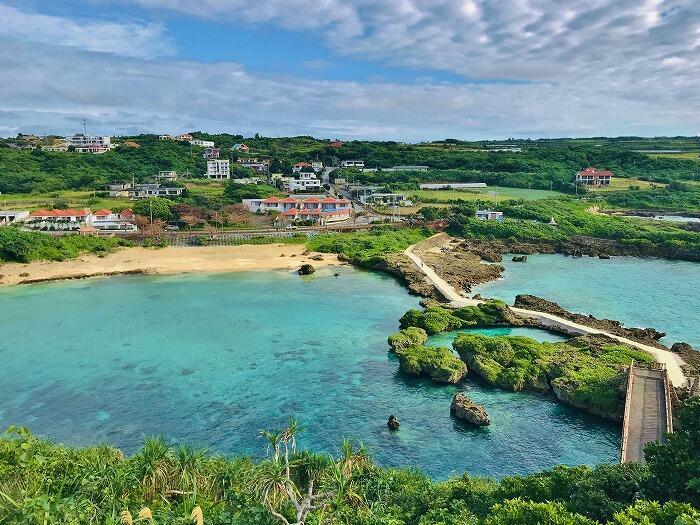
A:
232 177 263 185
0 210 29 225
475 210 504 221
156 170 178 181
366 193 412 206
311 160 323 172
107 183 183 198
159 134 174 140
191 139 215 148
287 172 321 192
340 160 365 169
207 159 231 179
75 145 109 154
42 144 69 152
419 183 487 190
89 209 137 231
237 158 270 173
65 134 111 148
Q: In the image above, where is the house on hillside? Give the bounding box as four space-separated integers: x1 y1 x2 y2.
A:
576 167 613 187
202 147 220 159
0 210 29 226
65 134 111 148
156 170 178 181
190 139 215 148
206 159 231 179
287 171 321 192
340 159 365 169
329 141 344 148
159 134 174 140
232 143 249 152
292 162 312 173
237 157 270 173
475 210 504 221
311 160 323 172
177 133 193 141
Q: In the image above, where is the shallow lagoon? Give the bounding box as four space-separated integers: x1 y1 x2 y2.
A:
474 254 700 348
0 267 618 479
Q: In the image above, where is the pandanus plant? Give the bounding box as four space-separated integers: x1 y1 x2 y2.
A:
119 505 204 524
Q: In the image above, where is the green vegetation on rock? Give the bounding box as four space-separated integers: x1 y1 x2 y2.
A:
388 328 467 384
447 199 700 260
307 227 430 268
399 302 520 335
453 333 653 419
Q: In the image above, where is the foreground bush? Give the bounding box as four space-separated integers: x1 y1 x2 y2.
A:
0 228 131 263
1 407 699 525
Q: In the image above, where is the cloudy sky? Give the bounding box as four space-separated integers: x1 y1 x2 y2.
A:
0 0 698 140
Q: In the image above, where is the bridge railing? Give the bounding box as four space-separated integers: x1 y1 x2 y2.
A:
620 363 636 463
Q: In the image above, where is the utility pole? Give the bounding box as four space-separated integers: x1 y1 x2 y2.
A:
149 199 153 224
83 119 87 135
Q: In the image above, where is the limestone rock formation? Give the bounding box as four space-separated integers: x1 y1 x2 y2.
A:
387 414 400 431
450 393 490 426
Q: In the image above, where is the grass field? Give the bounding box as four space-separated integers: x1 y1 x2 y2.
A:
410 186 565 203
645 152 700 161
0 191 132 211
591 178 664 192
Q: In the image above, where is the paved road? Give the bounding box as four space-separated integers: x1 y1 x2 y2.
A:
403 235 688 387
621 367 671 463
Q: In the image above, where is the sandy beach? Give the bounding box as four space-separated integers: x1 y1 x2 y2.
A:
0 244 343 287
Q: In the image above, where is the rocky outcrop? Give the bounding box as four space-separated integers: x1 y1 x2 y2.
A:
375 253 442 299
450 393 490 426
297 264 316 275
670 342 700 374
511 255 527 262
387 415 400 431
513 294 668 349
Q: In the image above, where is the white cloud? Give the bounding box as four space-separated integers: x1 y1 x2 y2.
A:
0 1 699 139
0 4 173 58
0 38 697 141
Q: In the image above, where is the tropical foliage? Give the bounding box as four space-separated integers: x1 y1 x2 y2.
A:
0 228 130 263
307 227 430 268
1 401 699 524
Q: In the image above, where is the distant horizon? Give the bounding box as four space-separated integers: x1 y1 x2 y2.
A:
3 130 700 144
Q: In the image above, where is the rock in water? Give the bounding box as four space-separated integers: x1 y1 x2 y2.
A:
450 393 490 426
387 414 400 431
511 255 527 262
298 264 316 275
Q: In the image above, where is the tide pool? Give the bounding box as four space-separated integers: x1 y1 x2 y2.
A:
474 255 700 348
0 267 618 479
425 327 568 348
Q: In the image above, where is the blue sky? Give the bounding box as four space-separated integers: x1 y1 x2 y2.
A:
0 0 698 140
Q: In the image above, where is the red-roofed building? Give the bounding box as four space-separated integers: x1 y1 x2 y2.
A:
329 141 344 148
242 194 351 224
292 162 312 173
576 167 613 187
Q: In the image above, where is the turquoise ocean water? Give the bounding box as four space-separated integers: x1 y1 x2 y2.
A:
0 266 620 479
473 254 700 348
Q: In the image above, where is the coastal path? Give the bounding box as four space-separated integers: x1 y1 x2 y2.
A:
403 235 687 388
620 364 673 463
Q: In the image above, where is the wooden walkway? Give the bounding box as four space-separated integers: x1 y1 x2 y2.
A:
620 364 673 463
